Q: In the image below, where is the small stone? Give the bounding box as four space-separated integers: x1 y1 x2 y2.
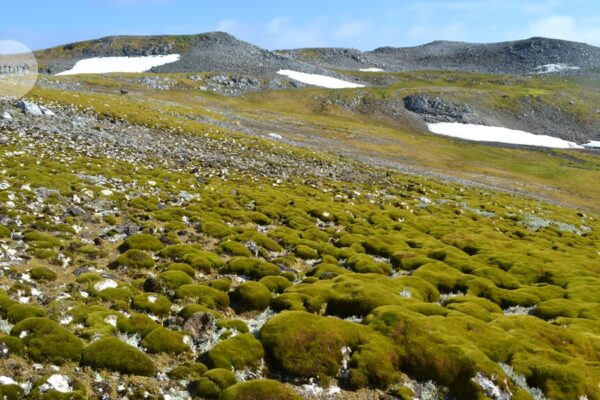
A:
183 312 216 342
15 100 43 116
2 111 12 120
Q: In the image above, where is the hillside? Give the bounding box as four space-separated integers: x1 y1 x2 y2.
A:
277 37 600 74
0 31 599 400
35 32 328 76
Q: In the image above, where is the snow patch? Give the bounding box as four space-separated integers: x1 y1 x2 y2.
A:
277 70 364 89
428 122 583 149
56 54 181 76
359 67 385 72
582 141 600 148
533 64 580 74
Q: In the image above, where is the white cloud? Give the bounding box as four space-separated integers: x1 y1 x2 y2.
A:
526 15 600 45
407 22 465 42
333 20 369 39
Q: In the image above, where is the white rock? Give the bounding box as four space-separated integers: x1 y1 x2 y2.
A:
104 315 118 327
45 374 72 393
0 376 17 385
16 100 44 116
94 279 118 292
2 111 12 120
101 189 113 196
268 133 283 140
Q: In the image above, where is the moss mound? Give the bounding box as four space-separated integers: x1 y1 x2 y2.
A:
260 311 400 388
10 317 83 364
120 233 164 252
7 304 47 323
29 266 57 281
116 249 155 269
219 380 301 400
132 293 171 316
230 282 271 312
158 270 193 289
225 257 280 280
141 327 189 354
81 337 156 376
190 368 236 399
176 284 230 310
205 333 264 370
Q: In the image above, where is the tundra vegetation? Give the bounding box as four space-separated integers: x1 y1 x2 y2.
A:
0 70 598 399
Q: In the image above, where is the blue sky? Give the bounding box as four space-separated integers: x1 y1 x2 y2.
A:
2 0 600 51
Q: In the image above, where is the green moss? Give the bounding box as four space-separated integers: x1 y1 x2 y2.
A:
116 249 155 269
166 262 196 277
472 267 521 289
0 225 10 238
158 270 193 289
205 333 264 370
390 252 433 270
190 369 236 399
29 375 87 400
207 278 232 292
179 304 223 320
81 337 156 376
230 282 271 312
531 299 585 320
0 384 25 400
219 380 302 400
0 334 23 354
75 272 102 283
307 263 349 279
160 244 224 273
11 317 83 363
29 266 58 281
295 245 318 259
216 319 249 334
132 293 171 316
176 284 230 310
219 241 252 257
120 233 164 252
260 311 401 388
168 363 208 380
96 287 133 307
7 303 47 323
201 221 232 238
117 312 161 337
226 257 280 280
258 276 292 293
141 327 189 354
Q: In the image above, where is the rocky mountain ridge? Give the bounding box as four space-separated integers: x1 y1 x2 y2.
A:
35 33 600 76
